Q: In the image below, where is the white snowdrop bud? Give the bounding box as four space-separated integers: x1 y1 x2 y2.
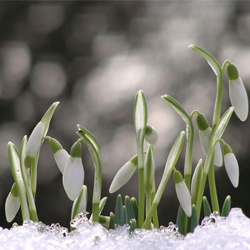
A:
109 155 137 193
173 170 192 217
223 143 239 188
5 183 20 222
49 138 70 174
145 125 158 145
227 63 248 121
197 113 222 167
63 142 84 201
26 122 43 165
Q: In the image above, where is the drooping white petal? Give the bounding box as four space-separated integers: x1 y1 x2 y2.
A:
63 157 84 201
54 149 70 174
26 121 43 158
109 161 137 193
175 181 192 217
145 126 158 145
229 78 249 121
224 153 239 188
199 128 211 155
5 192 20 222
214 142 223 167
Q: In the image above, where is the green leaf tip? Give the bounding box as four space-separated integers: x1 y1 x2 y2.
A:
196 113 209 131
49 138 63 154
227 63 239 81
70 142 82 158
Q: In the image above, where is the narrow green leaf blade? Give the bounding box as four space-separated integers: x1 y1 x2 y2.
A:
114 194 123 226
203 196 212 216
190 205 198 233
77 124 101 157
188 44 221 76
211 107 234 147
161 95 191 124
221 195 231 217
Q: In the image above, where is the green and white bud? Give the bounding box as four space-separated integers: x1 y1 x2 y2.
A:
197 113 222 166
26 102 59 166
223 143 239 188
26 122 43 165
173 170 192 217
49 138 69 174
145 125 158 145
63 142 84 201
71 185 88 220
109 155 137 193
227 63 248 121
5 183 20 222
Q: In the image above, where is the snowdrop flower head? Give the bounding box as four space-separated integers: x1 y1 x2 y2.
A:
227 63 249 121
145 125 158 145
109 155 137 193
49 138 70 174
63 142 84 201
196 113 222 166
5 183 20 222
173 170 192 217
223 143 239 188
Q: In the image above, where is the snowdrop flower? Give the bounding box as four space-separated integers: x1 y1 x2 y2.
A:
173 170 192 217
5 183 20 222
49 138 70 174
26 122 43 165
109 155 137 193
223 143 239 188
63 142 84 201
145 125 158 145
196 113 222 166
227 63 248 121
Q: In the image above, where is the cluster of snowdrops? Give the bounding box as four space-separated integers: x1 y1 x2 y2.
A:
5 45 249 235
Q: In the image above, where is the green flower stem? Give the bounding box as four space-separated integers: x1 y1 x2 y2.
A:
142 131 185 228
196 170 207 219
134 91 147 228
30 161 38 199
184 123 194 189
208 161 220 214
20 136 38 221
77 133 102 223
212 72 223 127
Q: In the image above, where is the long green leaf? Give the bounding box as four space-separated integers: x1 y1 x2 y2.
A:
188 44 221 76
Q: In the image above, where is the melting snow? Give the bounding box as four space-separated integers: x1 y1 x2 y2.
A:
0 208 250 250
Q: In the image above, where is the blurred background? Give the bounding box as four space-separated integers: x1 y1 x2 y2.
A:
0 1 250 229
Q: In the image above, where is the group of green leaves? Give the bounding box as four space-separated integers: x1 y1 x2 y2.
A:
5 45 248 235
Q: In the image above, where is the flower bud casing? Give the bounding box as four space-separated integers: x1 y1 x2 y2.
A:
26 122 43 166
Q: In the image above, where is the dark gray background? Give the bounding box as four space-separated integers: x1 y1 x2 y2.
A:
0 1 250 229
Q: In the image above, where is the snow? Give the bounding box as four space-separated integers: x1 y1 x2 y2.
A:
1 208 250 250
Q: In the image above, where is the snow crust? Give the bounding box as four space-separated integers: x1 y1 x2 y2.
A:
1 208 250 250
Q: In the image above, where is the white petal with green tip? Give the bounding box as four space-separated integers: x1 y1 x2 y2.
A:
229 78 249 121
109 161 137 193
63 157 84 201
224 152 239 188
5 192 20 222
175 181 192 217
54 149 70 174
